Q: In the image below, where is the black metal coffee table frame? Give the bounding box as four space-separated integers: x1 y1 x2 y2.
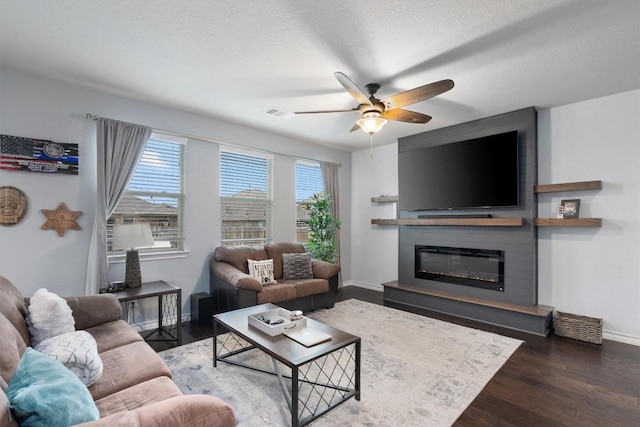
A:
213 304 361 427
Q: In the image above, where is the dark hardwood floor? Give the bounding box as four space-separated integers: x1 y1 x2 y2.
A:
158 286 640 426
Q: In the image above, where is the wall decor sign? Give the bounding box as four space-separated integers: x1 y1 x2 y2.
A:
0 186 28 226
41 202 83 236
0 134 79 175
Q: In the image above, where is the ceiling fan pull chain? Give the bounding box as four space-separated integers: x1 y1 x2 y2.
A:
370 133 373 158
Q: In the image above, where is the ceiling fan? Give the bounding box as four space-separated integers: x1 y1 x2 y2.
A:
295 72 454 135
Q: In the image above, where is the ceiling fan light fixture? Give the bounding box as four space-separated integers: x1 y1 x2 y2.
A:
357 111 387 134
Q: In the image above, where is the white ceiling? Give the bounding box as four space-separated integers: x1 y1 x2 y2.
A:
1 0 639 151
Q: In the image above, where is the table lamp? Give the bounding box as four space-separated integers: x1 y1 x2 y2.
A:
112 223 154 288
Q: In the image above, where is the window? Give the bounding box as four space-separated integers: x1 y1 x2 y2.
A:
296 160 324 243
108 135 185 253
220 149 272 246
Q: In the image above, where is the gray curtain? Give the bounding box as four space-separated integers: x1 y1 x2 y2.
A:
85 118 151 294
320 162 341 269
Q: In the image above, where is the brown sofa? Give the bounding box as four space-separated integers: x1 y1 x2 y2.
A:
0 274 235 427
210 242 341 314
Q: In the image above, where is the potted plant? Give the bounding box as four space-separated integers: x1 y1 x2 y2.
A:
304 193 341 264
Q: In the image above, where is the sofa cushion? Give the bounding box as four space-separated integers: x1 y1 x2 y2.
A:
0 275 30 347
89 341 172 401
0 313 26 386
94 376 182 417
280 278 329 298
34 330 103 387
65 293 122 330
84 320 144 353
1 386 18 427
265 242 305 279
282 253 313 280
26 288 75 347
215 246 268 274
256 283 297 305
6 348 99 426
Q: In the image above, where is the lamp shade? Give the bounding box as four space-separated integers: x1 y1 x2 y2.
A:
357 111 388 135
112 223 154 251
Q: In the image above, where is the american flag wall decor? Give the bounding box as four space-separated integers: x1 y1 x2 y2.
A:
0 134 79 175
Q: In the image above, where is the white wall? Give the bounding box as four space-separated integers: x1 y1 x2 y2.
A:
349 143 399 290
537 90 640 345
0 66 352 317
349 90 640 345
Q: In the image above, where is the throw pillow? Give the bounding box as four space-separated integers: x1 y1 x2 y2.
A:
6 348 100 426
248 259 276 285
26 288 75 347
34 330 103 387
282 252 313 280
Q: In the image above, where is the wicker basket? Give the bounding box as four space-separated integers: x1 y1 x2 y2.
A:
554 311 602 344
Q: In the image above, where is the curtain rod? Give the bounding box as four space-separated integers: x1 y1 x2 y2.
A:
85 113 341 167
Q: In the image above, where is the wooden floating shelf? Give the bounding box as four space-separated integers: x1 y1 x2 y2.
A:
371 219 400 225
534 180 602 193
371 218 524 227
534 218 602 227
371 195 399 203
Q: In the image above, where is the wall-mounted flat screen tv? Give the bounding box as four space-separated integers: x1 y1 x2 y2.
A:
399 130 519 211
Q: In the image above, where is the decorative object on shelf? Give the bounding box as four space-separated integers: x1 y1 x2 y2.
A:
556 206 564 219
304 193 342 263
561 199 581 218
41 202 83 236
112 223 154 288
0 186 28 226
1 134 79 175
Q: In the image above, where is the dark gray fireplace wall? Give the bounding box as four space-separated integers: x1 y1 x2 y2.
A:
398 107 538 306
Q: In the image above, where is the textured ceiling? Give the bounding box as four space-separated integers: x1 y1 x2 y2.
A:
1 0 639 151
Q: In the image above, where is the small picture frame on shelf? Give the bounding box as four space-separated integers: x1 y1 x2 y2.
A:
561 199 581 218
556 205 564 219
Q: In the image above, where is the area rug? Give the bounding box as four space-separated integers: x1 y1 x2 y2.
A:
160 299 522 426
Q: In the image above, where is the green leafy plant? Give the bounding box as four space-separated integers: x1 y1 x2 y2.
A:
304 193 342 264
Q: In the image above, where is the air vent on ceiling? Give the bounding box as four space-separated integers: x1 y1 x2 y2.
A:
264 107 293 119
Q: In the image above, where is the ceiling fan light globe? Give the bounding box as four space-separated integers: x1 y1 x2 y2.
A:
357 112 387 134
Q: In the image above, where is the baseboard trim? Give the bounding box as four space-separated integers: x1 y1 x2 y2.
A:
342 280 383 292
603 330 640 346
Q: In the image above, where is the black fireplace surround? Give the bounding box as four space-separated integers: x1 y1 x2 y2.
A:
415 245 505 292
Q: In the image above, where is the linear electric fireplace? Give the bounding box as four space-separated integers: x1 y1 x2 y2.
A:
415 245 505 292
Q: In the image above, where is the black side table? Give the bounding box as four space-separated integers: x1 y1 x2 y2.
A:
113 280 182 346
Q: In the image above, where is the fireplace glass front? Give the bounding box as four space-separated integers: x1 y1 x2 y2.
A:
415 245 504 291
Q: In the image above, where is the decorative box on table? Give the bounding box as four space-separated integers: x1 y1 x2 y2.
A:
248 307 306 336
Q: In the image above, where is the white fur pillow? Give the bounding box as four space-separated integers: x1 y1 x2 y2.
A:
35 330 103 387
26 288 75 347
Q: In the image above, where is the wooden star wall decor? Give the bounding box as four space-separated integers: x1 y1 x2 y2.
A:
41 202 83 237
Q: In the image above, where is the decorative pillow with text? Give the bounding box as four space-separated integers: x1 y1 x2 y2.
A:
248 259 276 285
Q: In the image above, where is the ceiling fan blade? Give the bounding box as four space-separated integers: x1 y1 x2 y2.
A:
334 72 373 106
382 109 432 124
349 122 361 133
295 108 359 114
382 79 454 110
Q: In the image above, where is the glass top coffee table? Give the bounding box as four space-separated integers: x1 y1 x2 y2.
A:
213 303 361 427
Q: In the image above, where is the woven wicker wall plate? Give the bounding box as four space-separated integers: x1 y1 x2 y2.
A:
0 186 28 226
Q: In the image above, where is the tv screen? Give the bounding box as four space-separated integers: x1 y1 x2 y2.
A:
399 130 519 211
